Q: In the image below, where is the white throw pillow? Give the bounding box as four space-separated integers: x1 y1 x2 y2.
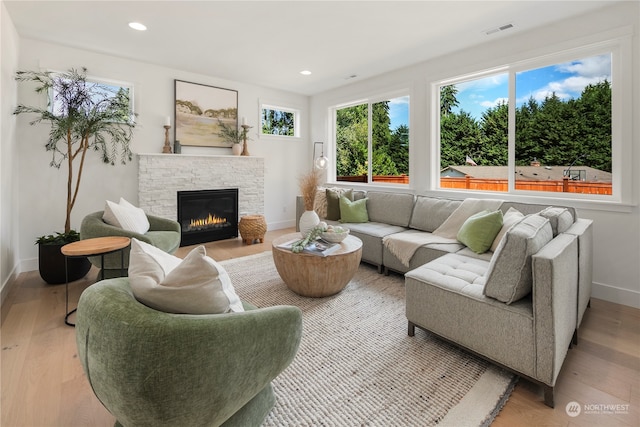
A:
490 207 525 252
128 239 244 314
102 198 150 234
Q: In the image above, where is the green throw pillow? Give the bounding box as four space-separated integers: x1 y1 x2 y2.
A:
326 188 353 221
339 196 369 223
457 210 504 254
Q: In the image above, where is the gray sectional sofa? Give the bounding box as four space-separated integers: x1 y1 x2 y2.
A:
296 189 593 407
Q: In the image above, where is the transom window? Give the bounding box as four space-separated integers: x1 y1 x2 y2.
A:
334 94 409 185
260 104 299 137
50 73 134 124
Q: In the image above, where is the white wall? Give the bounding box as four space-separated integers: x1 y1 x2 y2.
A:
0 2 20 301
311 2 640 308
14 38 310 272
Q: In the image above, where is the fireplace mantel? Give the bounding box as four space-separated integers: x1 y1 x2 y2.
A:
138 153 264 221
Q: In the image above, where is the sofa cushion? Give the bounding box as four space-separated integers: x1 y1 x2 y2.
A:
457 210 503 254
339 196 369 223
366 191 414 227
491 207 525 252
483 214 553 304
406 253 490 294
326 188 353 221
539 206 574 236
409 197 462 232
103 198 150 234
128 239 244 314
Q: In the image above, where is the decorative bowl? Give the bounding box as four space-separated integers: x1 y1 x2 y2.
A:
320 229 350 243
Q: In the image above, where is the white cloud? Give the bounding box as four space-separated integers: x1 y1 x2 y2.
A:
388 96 409 108
529 75 609 103
556 54 611 78
480 97 508 108
517 54 611 105
457 73 508 93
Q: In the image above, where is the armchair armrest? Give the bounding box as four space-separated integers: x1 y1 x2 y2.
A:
148 213 181 233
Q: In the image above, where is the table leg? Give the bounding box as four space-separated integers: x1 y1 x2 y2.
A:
64 255 76 327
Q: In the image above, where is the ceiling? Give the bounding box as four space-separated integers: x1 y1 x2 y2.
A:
4 0 623 95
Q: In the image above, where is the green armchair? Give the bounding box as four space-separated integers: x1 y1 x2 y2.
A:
80 211 181 278
76 278 303 427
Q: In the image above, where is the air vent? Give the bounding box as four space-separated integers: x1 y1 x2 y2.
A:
484 23 514 36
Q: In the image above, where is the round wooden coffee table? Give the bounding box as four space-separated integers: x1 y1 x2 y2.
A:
272 232 362 297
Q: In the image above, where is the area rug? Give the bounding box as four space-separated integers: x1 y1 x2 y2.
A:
221 252 516 426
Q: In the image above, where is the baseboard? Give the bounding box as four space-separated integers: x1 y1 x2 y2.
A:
267 219 296 231
21 257 38 273
592 281 640 309
1 262 20 308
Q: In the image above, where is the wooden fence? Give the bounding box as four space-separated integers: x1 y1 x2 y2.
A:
440 176 612 195
338 175 611 194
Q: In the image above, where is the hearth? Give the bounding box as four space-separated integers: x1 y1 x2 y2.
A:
177 189 238 246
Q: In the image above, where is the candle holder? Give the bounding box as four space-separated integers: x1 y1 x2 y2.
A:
241 124 251 156
162 125 172 154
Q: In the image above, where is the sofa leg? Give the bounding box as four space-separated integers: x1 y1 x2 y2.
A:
384 266 389 276
408 321 415 337
572 329 579 346
587 298 591 308
543 385 555 408
377 265 383 274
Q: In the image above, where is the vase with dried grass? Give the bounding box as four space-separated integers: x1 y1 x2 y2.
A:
299 170 322 237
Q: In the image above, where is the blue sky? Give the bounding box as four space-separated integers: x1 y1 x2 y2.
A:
385 53 610 130
452 53 611 120
389 96 409 130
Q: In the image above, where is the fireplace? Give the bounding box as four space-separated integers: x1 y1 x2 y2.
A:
177 189 238 246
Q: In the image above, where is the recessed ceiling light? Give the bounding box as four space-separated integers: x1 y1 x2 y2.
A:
300 70 312 76
128 22 147 31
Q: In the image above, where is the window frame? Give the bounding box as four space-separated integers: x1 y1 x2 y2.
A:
258 102 301 139
432 35 631 205
330 90 411 186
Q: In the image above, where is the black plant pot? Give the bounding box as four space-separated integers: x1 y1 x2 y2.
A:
38 243 92 285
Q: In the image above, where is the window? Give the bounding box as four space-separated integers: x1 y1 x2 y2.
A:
260 104 299 137
50 74 134 124
335 95 409 184
438 50 613 198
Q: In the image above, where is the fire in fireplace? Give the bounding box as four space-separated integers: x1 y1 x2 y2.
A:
177 188 238 246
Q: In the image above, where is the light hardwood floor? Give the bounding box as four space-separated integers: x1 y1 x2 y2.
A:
1 228 638 426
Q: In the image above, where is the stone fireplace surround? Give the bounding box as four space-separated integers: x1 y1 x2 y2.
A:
138 153 264 222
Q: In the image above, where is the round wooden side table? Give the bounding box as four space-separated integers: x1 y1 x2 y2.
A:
272 232 363 298
61 236 131 326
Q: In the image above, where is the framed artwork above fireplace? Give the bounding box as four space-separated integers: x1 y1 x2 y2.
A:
174 80 238 147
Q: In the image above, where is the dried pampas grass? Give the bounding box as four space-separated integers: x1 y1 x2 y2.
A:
300 170 321 211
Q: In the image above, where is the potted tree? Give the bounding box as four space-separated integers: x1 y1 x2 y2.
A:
14 67 135 284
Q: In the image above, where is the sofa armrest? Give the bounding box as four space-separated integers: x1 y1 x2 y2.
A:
532 233 578 386
564 218 593 328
